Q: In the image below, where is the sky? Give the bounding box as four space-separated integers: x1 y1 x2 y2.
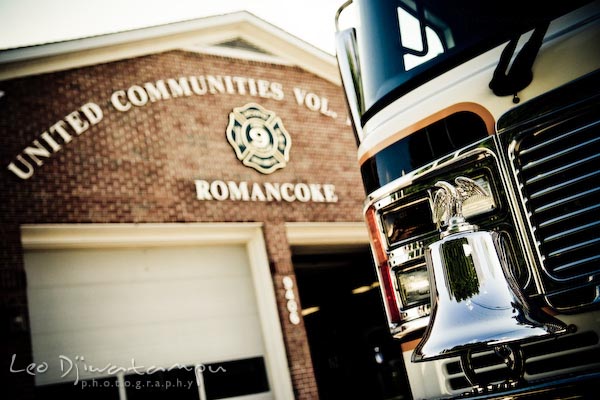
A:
0 0 347 55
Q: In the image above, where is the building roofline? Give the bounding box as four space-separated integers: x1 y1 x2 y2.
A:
0 11 341 84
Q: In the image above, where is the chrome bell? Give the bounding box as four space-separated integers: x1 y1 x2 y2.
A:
412 178 567 367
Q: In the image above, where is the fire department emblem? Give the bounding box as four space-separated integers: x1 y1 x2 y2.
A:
226 103 291 174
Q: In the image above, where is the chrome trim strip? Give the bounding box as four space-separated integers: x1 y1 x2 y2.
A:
502 139 548 298
335 28 365 142
334 0 353 33
365 141 497 212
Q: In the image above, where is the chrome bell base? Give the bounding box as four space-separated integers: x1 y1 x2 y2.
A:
413 228 567 363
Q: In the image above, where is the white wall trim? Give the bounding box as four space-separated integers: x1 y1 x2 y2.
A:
20 223 294 400
21 223 263 249
285 222 369 246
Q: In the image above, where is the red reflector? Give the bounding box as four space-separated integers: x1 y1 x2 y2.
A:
365 208 401 324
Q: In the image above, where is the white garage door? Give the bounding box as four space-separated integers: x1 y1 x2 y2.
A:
24 244 272 399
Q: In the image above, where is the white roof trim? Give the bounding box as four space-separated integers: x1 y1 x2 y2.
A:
0 11 340 85
188 44 293 66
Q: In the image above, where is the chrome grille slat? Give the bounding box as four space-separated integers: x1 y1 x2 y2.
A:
525 153 600 185
529 169 600 200
517 119 600 157
534 186 600 214
553 254 600 273
545 220 600 242
520 135 600 172
547 237 600 258
510 111 600 289
539 203 600 228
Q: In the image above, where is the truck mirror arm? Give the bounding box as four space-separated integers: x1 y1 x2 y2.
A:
489 22 550 103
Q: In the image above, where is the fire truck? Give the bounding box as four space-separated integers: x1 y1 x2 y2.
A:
334 0 600 398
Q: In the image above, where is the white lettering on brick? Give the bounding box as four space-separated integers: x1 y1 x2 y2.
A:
194 180 338 203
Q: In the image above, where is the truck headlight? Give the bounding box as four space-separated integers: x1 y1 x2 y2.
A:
396 265 430 307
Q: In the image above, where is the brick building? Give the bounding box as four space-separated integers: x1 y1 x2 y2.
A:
0 12 407 400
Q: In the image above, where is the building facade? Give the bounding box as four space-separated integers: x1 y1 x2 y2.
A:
1 12 408 400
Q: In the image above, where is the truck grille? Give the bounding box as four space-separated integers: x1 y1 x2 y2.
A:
444 331 600 391
509 113 600 305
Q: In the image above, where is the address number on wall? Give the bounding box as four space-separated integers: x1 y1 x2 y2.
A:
282 276 300 325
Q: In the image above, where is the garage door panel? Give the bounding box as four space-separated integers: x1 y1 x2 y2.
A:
29 276 259 334
33 314 265 384
25 244 268 389
25 246 250 288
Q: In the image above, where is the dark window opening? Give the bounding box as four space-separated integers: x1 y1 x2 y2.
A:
33 357 269 400
125 367 199 400
203 357 269 399
348 0 591 120
361 111 489 194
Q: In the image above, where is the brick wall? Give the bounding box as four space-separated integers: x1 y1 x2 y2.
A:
0 49 366 398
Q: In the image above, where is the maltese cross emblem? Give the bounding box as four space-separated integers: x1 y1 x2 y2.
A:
226 103 292 174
